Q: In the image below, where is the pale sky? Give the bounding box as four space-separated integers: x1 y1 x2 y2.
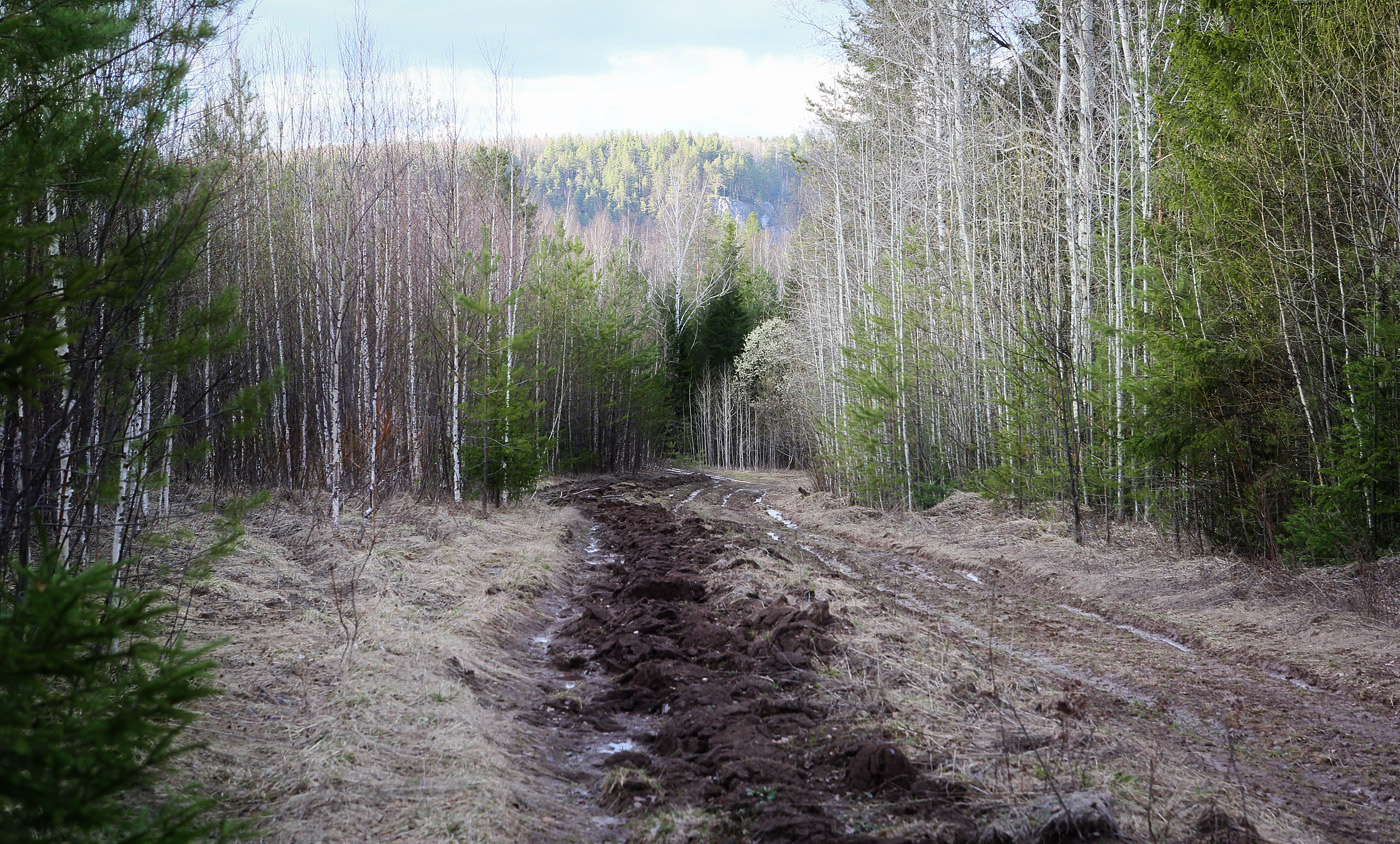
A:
239 0 842 138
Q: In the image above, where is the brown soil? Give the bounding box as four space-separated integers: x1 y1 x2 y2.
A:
535 473 1314 844
538 489 978 843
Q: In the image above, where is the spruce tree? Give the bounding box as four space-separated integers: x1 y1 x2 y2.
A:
1 1 242 840
455 227 549 510
1 553 236 844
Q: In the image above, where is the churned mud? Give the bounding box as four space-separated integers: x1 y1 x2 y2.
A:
538 482 979 843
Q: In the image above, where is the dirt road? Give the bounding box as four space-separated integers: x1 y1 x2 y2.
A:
181 470 1400 843
538 470 1400 843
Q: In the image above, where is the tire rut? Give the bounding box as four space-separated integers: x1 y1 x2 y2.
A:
689 473 1400 844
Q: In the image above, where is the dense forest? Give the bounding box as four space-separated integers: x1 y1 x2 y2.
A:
3 0 1400 837
526 131 802 230
792 0 1400 559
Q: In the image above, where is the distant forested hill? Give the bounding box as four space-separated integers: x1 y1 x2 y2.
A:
523 132 802 229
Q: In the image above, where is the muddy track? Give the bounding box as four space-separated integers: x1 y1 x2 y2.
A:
184 471 1398 842
777 543 1400 841
517 471 1400 843
537 474 981 844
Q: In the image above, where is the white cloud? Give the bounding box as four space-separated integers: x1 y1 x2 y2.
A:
506 48 835 137
254 47 839 143
398 48 837 139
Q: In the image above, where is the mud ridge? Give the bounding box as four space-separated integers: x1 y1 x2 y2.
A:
549 477 978 844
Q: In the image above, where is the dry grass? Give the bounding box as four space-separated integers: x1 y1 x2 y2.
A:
598 767 660 813
764 482 1400 710
685 473 1329 843
738 547 1290 841
171 490 594 844
628 806 725 844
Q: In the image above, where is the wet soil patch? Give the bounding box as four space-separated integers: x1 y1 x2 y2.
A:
550 477 980 844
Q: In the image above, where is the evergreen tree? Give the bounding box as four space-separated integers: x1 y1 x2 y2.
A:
1 551 241 844
455 227 549 510
1139 0 1400 559
528 224 667 472
1 0 236 564
1 1 244 839
837 309 913 509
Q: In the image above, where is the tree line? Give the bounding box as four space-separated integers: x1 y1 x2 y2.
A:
193 43 809 525
527 131 802 231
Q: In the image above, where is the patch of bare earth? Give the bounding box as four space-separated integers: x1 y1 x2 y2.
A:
542 478 983 843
